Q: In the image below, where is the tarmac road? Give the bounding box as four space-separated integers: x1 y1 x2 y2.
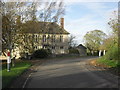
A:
25 56 119 88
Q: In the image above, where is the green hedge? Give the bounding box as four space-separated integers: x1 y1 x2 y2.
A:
32 49 52 59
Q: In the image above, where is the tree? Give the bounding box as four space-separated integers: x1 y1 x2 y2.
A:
68 35 77 48
1 2 27 56
100 10 119 61
1 1 65 57
84 30 107 55
108 11 118 35
108 11 118 47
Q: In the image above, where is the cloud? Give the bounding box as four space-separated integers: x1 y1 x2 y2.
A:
63 2 118 44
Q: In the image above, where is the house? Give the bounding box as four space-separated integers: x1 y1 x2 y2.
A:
12 18 70 58
76 44 87 56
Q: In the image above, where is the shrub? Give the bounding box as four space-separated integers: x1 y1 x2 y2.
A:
103 45 118 61
69 48 79 54
32 49 51 59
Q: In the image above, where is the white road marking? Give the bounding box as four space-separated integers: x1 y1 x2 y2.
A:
22 73 33 88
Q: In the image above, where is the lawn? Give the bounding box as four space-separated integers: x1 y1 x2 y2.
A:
1 60 32 88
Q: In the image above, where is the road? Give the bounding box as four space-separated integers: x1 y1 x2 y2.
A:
25 57 119 88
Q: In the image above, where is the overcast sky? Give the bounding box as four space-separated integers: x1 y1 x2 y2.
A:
63 1 118 45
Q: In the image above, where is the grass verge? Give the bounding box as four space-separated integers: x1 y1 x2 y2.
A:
97 57 119 68
95 57 120 76
1 60 32 88
97 58 120 68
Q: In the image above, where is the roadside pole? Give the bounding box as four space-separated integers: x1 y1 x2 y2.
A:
103 50 106 56
99 50 102 57
7 51 11 72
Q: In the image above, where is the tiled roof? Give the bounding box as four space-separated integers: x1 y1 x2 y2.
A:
21 21 70 34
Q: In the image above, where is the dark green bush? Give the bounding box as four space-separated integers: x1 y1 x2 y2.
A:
32 49 52 59
69 48 79 54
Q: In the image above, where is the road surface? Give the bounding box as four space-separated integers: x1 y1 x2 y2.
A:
25 57 119 88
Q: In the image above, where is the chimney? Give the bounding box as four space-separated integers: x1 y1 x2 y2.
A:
60 18 64 28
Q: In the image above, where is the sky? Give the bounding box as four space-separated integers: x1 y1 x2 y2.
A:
4 0 118 45
63 2 118 45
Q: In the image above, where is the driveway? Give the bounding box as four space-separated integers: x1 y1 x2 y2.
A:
25 56 119 88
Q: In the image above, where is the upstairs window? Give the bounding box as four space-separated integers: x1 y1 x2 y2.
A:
60 46 64 49
43 35 46 42
47 35 50 39
53 35 55 42
35 35 38 42
60 35 63 42
51 35 55 42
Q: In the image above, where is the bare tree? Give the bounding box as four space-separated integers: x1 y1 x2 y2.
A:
68 35 77 48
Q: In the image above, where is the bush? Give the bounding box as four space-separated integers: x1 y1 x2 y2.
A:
32 49 52 59
69 48 79 54
103 45 119 61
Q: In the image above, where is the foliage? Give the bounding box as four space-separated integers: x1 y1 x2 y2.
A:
1 1 65 56
99 10 119 60
97 57 119 68
101 44 118 61
69 48 79 54
108 11 118 35
1 61 31 88
84 30 107 53
32 49 52 59
1 2 27 54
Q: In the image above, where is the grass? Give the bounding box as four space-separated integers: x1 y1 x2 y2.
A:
97 58 119 68
1 60 32 88
96 57 120 76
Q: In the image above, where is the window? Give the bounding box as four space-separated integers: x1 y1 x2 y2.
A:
60 35 63 42
35 35 38 42
53 35 55 42
43 35 46 42
52 46 55 49
47 35 50 39
34 46 37 49
51 35 55 42
60 46 64 49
